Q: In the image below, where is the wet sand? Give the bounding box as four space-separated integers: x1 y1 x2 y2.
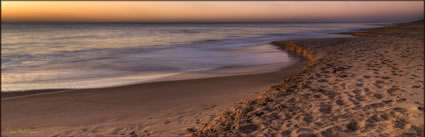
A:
193 20 424 137
1 58 307 137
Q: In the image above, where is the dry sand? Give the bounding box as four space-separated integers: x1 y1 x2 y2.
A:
1 58 307 137
193 20 424 137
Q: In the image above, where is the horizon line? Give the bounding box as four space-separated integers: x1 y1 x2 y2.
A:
2 20 416 24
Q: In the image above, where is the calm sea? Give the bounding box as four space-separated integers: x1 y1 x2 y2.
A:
1 23 388 91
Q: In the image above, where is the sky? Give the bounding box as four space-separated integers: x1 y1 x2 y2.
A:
1 1 424 23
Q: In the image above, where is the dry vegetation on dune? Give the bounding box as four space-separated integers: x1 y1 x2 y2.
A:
191 21 424 137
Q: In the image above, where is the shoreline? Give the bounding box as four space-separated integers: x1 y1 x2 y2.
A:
2 44 301 99
1 55 308 136
193 20 424 137
1 60 299 99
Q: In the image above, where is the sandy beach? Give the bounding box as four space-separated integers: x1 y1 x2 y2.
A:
1 58 307 137
193 20 424 137
1 20 423 137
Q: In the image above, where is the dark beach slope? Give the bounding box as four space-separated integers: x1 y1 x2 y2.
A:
193 20 424 137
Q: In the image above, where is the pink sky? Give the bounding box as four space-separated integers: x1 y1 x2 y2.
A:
2 1 424 22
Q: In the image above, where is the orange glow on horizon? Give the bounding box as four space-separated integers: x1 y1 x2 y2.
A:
1 2 424 22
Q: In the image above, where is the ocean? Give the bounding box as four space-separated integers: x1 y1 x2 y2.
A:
1 23 388 91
